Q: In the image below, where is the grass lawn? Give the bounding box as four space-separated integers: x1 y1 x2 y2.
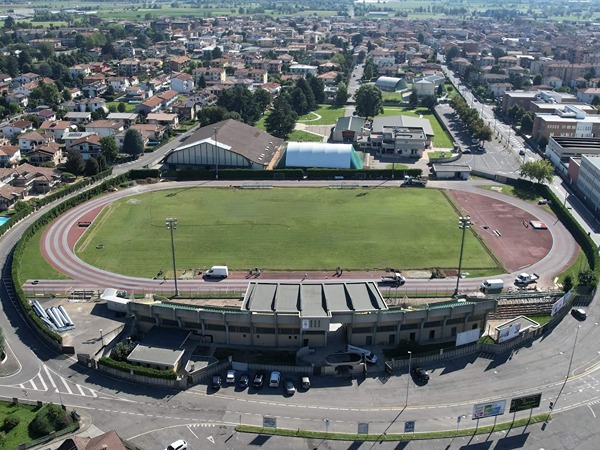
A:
0 401 42 448
298 105 346 125
19 224 70 281
287 130 324 142
382 91 406 102
74 188 498 277
254 114 268 131
106 101 136 113
378 107 454 148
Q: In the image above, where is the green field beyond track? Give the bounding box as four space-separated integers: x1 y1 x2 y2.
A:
75 188 497 277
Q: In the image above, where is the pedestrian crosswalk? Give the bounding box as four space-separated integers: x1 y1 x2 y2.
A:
16 365 97 398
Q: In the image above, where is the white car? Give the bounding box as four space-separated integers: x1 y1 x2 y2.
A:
165 440 187 450
226 369 236 384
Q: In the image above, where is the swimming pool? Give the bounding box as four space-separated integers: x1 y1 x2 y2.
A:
0 217 10 226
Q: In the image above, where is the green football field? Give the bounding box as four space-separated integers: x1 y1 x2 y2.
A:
75 187 498 277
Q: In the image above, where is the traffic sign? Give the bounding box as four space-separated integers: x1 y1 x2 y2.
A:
509 393 542 413
404 421 415 433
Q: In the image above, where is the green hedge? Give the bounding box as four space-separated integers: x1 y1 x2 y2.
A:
11 171 129 345
305 168 422 179
129 169 160 179
162 168 422 181
98 357 178 380
162 168 304 180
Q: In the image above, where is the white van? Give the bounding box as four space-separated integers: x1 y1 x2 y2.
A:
347 344 378 364
480 279 504 293
203 265 229 279
269 371 281 388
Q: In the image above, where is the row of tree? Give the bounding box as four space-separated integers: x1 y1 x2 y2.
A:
449 95 493 143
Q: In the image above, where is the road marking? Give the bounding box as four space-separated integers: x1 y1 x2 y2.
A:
207 436 215 444
61 377 73 395
44 365 56 389
30 379 38 390
588 404 597 418
36 373 47 391
77 384 86 396
187 425 198 438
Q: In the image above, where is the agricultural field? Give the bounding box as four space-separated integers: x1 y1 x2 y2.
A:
74 187 498 277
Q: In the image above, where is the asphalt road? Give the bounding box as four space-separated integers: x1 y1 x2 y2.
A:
1 74 600 450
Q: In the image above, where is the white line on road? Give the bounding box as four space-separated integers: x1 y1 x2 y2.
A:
77 384 86 396
37 373 47 391
187 425 199 439
588 404 596 418
30 379 38 390
44 365 57 389
61 377 73 395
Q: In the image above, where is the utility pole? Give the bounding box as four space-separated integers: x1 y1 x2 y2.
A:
165 218 179 296
453 216 471 297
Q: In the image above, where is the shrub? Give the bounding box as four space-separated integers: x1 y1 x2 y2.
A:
98 357 177 380
29 403 73 437
3 415 19 431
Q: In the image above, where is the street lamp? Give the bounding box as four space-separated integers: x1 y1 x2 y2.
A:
165 218 179 296
213 127 219 180
551 324 581 411
99 328 103 346
453 216 471 297
405 350 412 406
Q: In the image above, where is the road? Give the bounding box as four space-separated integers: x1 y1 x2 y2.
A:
0 75 599 450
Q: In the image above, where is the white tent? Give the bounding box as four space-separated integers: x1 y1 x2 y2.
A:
285 142 355 169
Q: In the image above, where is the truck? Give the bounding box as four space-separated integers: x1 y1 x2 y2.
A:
401 176 427 187
514 273 539 287
480 279 504 294
346 345 378 364
379 272 406 286
203 265 229 279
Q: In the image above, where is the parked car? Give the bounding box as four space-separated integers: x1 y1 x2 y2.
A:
571 308 587 321
211 375 222 390
301 376 311 390
411 367 430 382
253 372 265 389
238 373 250 389
519 148 526 156
285 379 296 395
165 440 187 450
226 369 236 385
462 149 472 154
269 371 281 388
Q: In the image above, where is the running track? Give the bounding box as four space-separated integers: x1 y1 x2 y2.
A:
28 180 578 295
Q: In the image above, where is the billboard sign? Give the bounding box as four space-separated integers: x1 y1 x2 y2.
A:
498 323 521 343
509 393 542 413
404 421 415 433
472 399 506 420
456 328 480 346
551 293 569 316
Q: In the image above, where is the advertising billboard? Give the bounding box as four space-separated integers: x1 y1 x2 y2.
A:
497 323 521 343
456 328 480 346
551 292 571 316
509 393 542 413
472 400 506 420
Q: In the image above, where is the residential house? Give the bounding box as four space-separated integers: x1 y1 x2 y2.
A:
577 87 600 104
82 80 108 98
69 64 93 79
157 90 179 110
85 120 125 137
39 121 72 140
147 113 179 129
14 72 41 86
18 131 55 152
169 55 190 72
289 64 318 76
36 109 57 122
0 145 21 167
6 92 28 108
170 73 195 93
106 113 139 126
317 71 339 86
71 134 102 160
27 142 62 166
135 96 162 115
2 120 34 139
172 100 197 121
235 68 268 85
413 79 436 97
107 76 132 92
79 97 108 113
63 131 98 149
11 163 62 195
196 67 226 84
129 123 166 141
64 111 92 125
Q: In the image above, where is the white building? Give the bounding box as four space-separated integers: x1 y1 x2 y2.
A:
577 154 600 216
285 142 363 169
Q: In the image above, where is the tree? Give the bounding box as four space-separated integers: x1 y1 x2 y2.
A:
420 95 437 110
96 153 108 172
65 150 84 175
354 84 383 118
290 87 309 116
197 74 206 89
117 102 126 112
84 157 99 176
363 63 374 81
578 269 597 288
562 274 574 292
197 105 227 127
532 74 543 86
351 33 363 47
253 89 272 112
334 82 349 106
520 112 534 134
211 47 222 59
519 160 554 184
295 77 316 111
445 46 460 63
307 74 325 104
3 16 15 30
100 136 118 163
217 85 260 124
265 92 297 138
122 129 145 158
409 90 419 107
